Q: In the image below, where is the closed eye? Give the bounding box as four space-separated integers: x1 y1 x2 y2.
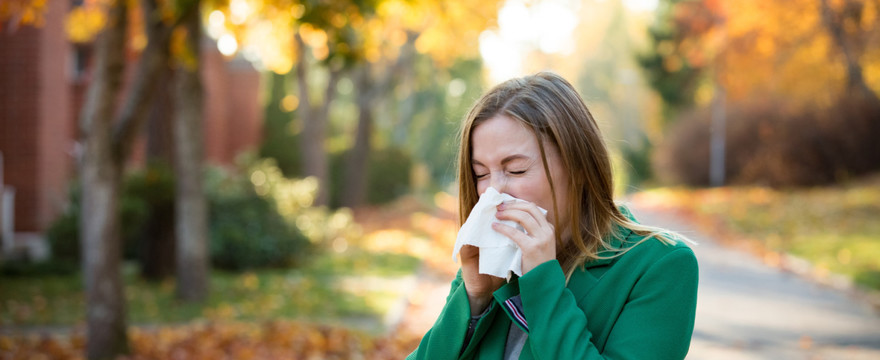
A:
475 173 488 179
509 170 526 175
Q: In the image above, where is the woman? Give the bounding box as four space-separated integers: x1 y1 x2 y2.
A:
407 72 698 359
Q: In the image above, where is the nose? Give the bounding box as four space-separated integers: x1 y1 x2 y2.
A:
489 172 507 193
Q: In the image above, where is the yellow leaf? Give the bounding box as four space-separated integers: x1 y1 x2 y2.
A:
65 6 106 43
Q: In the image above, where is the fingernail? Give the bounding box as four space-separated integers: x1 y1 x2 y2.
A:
497 203 505 210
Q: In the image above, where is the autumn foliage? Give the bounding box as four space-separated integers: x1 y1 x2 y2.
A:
646 0 880 186
0 321 424 359
0 0 47 29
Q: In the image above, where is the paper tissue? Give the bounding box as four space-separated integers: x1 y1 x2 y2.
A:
452 187 547 280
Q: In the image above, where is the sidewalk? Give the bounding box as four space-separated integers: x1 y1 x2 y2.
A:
628 201 880 360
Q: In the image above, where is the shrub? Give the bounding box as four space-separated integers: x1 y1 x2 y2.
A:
44 175 152 265
366 147 413 205
655 96 880 187
620 135 655 189
42 158 327 273
329 146 413 208
208 186 309 270
205 156 359 270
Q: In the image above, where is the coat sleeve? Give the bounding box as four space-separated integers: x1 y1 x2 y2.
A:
407 270 496 360
518 248 699 359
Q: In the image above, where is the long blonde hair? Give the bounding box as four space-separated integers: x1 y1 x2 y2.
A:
457 72 676 279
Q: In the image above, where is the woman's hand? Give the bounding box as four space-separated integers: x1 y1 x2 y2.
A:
492 201 557 274
459 244 505 316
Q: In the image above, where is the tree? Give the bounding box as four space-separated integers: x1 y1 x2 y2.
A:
339 0 501 207
77 2 130 357
644 0 880 186
0 0 47 30
70 0 201 356
818 0 880 106
340 32 417 208
644 0 880 110
210 0 502 207
637 0 707 119
173 0 208 302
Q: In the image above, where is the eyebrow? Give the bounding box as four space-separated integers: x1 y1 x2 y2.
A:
472 154 531 167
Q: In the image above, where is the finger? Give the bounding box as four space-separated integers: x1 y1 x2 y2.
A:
459 244 479 258
495 207 542 235
498 201 550 227
491 221 533 248
496 204 553 238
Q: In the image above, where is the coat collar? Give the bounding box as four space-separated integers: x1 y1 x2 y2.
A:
583 204 639 268
570 205 639 301
495 205 639 303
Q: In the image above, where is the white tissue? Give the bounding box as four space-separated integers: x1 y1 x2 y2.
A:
452 187 546 280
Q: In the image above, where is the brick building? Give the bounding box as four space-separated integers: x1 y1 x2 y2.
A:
0 2 263 254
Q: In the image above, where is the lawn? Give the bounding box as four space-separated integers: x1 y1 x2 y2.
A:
0 195 461 360
0 246 420 330
632 176 880 291
5 195 454 329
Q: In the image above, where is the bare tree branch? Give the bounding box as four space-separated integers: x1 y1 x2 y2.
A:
111 0 200 162
818 0 880 104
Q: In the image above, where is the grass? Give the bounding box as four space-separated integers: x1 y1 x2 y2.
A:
0 245 421 330
634 176 880 291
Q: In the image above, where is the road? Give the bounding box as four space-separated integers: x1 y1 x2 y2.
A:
628 203 880 360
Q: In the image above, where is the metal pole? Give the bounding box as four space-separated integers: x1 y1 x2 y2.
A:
710 11 727 188
710 85 726 187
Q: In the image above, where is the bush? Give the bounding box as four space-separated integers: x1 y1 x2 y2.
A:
208 186 309 270
45 173 152 265
0 259 78 276
205 156 359 270
366 147 413 205
43 158 325 273
655 96 880 187
620 135 655 189
329 146 413 208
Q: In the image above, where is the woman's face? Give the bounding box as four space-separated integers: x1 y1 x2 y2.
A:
471 114 570 226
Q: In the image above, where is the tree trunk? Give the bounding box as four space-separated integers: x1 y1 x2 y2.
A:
141 70 176 281
819 0 880 106
341 64 374 208
340 35 417 208
78 2 129 358
173 4 209 302
76 0 200 357
294 33 340 207
146 71 174 160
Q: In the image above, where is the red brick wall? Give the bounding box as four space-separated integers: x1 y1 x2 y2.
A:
127 44 263 168
1 12 262 233
202 49 262 165
202 46 230 166
0 1 72 232
0 22 43 232
37 0 74 230
222 60 262 163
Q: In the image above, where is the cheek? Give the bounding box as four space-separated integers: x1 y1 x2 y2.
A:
505 177 542 203
475 180 489 195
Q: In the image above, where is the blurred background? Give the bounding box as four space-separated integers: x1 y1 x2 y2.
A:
0 0 878 358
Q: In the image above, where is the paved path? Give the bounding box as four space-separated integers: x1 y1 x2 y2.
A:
628 203 880 360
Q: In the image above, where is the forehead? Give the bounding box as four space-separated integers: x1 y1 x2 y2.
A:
471 115 539 162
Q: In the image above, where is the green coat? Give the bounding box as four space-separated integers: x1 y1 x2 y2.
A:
407 216 699 360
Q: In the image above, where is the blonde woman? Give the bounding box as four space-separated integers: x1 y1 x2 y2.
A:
408 72 698 359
